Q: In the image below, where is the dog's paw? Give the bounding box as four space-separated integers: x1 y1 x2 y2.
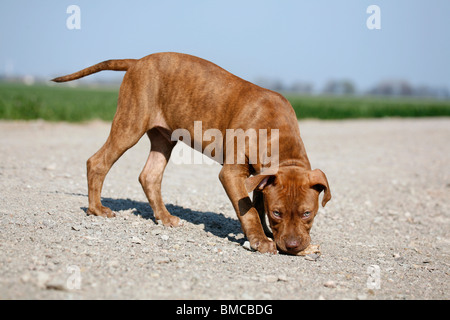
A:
159 215 181 228
87 206 116 218
252 238 277 254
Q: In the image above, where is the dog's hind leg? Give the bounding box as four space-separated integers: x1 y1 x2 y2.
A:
139 127 180 227
86 94 148 218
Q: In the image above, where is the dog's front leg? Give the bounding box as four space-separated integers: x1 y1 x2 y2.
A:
219 164 277 254
252 190 273 238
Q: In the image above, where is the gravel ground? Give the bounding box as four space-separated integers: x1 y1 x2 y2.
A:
0 118 449 300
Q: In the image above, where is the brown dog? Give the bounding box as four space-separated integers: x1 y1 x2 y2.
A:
52 52 331 255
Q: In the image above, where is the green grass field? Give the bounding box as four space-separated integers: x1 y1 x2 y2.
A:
0 82 449 122
0 82 119 122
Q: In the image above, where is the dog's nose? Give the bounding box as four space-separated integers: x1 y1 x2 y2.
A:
285 238 301 250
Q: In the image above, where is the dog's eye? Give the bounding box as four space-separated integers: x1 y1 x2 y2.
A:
302 211 311 219
272 211 281 218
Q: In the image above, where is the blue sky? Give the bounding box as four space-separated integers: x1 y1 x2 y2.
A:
0 0 449 91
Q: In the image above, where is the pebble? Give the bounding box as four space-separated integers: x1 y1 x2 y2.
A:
265 275 278 283
324 281 337 288
42 220 56 228
131 236 144 244
242 241 253 251
45 278 67 291
20 272 32 283
43 164 56 171
23 271 50 289
154 257 170 264
151 229 162 236
304 253 320 261
277 274 288 282
22 271 67 291
108 260 120 268
160 234 170 241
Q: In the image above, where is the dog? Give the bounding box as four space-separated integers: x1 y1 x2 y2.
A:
52 52 331 255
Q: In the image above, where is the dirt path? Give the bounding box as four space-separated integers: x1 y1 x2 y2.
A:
0 118 449 299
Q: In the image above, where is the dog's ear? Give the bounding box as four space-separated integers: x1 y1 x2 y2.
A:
308 169 331 207
245 167 279 193
244 174 275 193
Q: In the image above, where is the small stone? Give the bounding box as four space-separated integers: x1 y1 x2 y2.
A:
160 234 169 241
131 236 144 244
34 271 50 289
44 164 56 171
42 220 55 228
142 247 150 254
21 272 31 283
151 229 162 236
324 280 337 288
304 253 320 261
265 275 278 283
45 278 67 291
155 257 170 264
108 260 120 268
278 274 288 282
242 241 253 251
235 234 245 240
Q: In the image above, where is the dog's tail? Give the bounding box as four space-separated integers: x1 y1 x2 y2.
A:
51 59 137 82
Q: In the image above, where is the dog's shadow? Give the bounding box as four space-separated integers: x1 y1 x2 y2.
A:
80 196 244 244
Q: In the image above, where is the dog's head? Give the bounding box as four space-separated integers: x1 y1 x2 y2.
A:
245 167 331 255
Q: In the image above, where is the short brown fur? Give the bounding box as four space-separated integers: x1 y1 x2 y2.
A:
53 52 331 254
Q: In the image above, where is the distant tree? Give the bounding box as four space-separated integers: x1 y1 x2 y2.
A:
290 81 314 95
323 79 355 95
368 80 413 96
